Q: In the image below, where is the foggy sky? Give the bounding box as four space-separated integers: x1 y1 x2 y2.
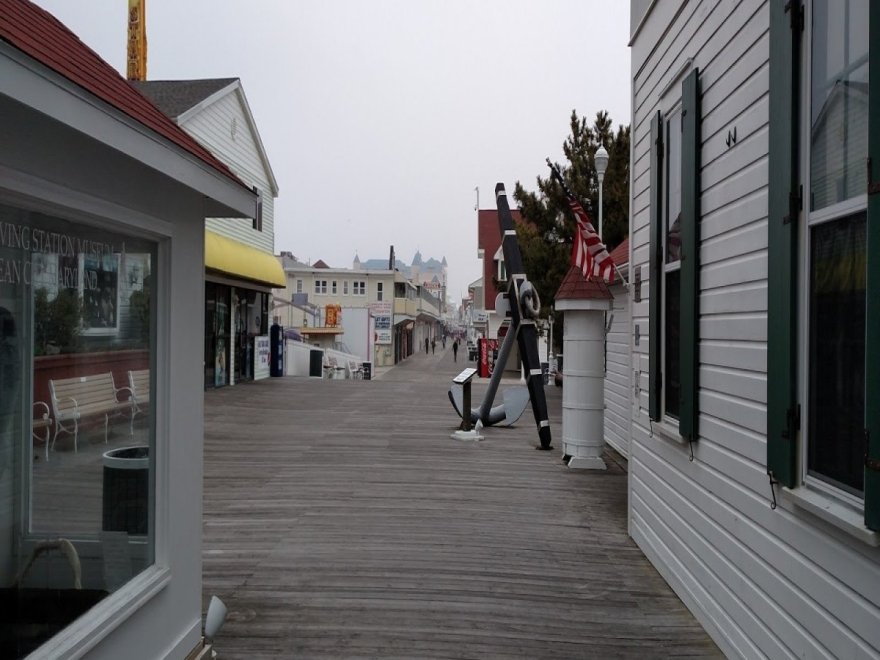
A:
32 1 631 303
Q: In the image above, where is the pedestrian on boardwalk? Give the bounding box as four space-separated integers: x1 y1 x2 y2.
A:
431 338 436 354
452 339 459 362
425 337 429 353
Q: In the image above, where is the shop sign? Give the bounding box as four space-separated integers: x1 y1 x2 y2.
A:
254 335 270 379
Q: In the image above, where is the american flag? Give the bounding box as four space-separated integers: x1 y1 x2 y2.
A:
567 195 614 283
547 160 614 283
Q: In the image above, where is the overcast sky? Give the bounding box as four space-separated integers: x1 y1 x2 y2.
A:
33 1 631 303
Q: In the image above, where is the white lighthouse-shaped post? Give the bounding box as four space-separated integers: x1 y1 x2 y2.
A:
554 267 613 469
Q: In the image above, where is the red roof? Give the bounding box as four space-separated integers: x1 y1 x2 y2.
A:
312 259 330 269
608 237 629 267
0 0 243 187
555 266 613 301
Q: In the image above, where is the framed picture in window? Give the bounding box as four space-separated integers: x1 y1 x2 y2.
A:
80 252 120 335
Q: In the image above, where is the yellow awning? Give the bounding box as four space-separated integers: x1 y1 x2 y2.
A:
205 231 286 288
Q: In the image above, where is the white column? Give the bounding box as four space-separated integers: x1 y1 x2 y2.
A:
559 301 610 469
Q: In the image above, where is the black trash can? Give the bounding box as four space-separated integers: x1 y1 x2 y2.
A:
362 362 372 381
102 446 148 535
309 349 324 378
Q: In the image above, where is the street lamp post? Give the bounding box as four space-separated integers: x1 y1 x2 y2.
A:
595 145 609 241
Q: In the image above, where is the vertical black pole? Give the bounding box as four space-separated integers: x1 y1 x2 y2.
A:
495 183 552 449
462 381 472 432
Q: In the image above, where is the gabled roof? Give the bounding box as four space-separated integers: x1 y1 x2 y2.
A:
130 78 237 119
0 0 244 189
555 266 613 301
313 259 330 269
132 77 279 196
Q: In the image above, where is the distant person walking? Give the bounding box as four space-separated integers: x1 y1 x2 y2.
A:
452 339 459 362
425 337 429 353
431 338 436 354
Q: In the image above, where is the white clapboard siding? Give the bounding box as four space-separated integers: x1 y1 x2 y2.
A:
605 279 630 458
180 88 275 254
629 1 880 658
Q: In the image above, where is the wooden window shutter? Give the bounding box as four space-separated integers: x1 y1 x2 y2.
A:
649 110 663 421
864 4 880 530
767 0 801 488
679 68 701 442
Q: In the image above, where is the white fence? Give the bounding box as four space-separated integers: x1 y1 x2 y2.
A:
283 340 368 379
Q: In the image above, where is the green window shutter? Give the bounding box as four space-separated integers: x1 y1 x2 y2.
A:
649 110 663 421
767 0 801 488
679 68 701 442
864 3 880 531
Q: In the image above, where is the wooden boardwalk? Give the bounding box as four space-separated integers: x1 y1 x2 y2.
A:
203 348 721 659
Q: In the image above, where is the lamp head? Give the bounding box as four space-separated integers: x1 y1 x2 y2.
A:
594 146 609 180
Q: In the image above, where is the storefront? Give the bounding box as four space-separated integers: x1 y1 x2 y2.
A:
203 231 283 389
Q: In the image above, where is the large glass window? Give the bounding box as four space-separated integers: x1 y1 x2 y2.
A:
663 106 683 421
809 0 869 211
802 0 869 499
0 202 156 657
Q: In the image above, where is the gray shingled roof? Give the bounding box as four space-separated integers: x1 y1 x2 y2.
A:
130 78 238 119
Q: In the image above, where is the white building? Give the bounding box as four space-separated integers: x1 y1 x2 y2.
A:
628 1 879 657
275 254 441 367
0 4 257 658
133 78 285 388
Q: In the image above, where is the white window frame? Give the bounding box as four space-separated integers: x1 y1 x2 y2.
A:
296 279 303 294
315 280 327 295
377 282 384 301
353 281 366 296
343 280 349 295
796 0 869 509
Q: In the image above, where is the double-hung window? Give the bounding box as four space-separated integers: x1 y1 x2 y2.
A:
768 0 878 530
343 280 349 295
649 68 701 442
353 281 366 296
314 280 327 295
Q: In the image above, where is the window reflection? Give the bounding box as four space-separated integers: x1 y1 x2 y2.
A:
810 0 869 210
0 203 155 658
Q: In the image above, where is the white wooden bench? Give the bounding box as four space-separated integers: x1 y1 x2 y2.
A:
323 356 345 379
32 401 52 462
49 373 134 452
128 369 150 416
347 360 363 380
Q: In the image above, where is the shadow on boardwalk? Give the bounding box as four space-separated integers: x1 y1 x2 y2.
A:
203 347 720 658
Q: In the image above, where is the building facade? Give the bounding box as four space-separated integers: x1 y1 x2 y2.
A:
275 253 443 367
0 3 257 657
133 78 285 389
628 1 880 656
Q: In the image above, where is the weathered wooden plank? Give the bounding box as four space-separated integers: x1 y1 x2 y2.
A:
202 348 720 657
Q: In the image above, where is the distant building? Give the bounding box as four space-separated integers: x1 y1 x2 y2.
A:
476 208 524 339
355 250 447 310
275 253 441 366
